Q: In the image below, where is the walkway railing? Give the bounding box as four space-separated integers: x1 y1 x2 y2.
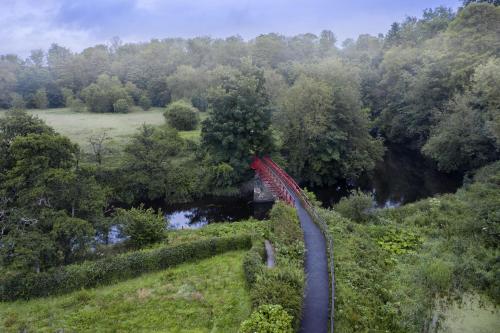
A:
251 156 336 333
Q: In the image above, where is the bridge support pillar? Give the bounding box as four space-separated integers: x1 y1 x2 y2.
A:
253 176 276 203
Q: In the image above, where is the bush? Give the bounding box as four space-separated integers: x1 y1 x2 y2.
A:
164 100 199 130
114 206 167 248
334 190 375 222
250 268 304 328
113 98 130 113
240 304 294 333
0 235 252 301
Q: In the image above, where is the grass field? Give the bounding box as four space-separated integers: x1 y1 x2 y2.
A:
0 251 251 333
0 108 206 153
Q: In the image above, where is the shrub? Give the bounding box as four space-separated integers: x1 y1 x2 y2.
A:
164 100 199 130
0 235 252 301
250 268 304 328
239 304 294 333
113 98 130 113
334 190 375 222
114 206 167 248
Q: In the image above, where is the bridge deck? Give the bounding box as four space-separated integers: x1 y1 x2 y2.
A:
292 193 329 333
252 156 331 333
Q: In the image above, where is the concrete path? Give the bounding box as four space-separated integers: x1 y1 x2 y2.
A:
264 240 275 268
293 195 329 333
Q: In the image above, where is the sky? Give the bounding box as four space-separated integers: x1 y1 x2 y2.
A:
0 0 461 57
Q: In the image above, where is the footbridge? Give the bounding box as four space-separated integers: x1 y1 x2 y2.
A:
251 156 335 333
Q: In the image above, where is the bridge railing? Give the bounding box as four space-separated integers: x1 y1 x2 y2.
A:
260 156 335 333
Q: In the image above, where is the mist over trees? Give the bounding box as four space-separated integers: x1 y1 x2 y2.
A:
1 3 497 179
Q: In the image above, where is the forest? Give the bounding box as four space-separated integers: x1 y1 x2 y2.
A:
0 1 499 332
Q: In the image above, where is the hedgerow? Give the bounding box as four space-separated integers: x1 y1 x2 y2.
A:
241 202 305 331
0 235 251 301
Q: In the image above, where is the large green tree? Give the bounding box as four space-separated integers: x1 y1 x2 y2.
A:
201 61 274 182
279 60 383 186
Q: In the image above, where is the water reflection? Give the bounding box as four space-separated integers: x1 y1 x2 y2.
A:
162 197 272 230
313 145 462 208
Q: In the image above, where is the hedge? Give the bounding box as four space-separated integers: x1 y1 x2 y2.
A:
241 203 305 331
0 235 251 301
243 241 266 285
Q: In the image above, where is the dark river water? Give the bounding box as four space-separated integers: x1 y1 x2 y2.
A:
157 146 462 230
101 146 462 240
313 145 463 208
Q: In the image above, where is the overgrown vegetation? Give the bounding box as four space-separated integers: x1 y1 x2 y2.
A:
242 203 305 331
329 161 500 332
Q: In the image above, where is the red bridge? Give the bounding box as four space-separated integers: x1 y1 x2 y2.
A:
251 156 335 333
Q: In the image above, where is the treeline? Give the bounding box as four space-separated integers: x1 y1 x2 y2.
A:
0 2 499 276
1 3 498 179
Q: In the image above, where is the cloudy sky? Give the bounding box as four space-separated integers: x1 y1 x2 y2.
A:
1 0 461 56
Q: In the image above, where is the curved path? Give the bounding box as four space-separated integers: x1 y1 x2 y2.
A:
292 193 329 333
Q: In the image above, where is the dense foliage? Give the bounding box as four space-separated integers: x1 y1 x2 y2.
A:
329 161 500 332
242 203 305 330
0 234 251 301
240 304 294 333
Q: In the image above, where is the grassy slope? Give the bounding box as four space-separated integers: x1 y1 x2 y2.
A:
0 251 251 333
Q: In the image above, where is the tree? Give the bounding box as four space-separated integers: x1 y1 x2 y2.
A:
49 210 94 264
10 93 26 110
138 94 151 110
34 88 48 109
166 65 208 101
463 0 500 6
81 74 131 113
201 61 274 182
121 125 184 202
319 30 337 56
114 206 166 248
252 33 288 68
422 94 498 171
89 131 110 165
113 98 130 113
164 100 199 130
278 60 383 186
472 58 500 144
0 110 53 173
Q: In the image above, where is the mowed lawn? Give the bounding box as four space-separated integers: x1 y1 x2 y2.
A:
0 108 206 153
0 251 251 333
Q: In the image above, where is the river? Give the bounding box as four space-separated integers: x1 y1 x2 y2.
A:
159 146 462 229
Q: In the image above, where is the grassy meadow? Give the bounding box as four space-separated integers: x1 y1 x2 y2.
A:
0 251 251 333
0 107 206 154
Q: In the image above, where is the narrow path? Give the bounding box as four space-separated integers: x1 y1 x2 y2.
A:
264 240 275 268
293 194 329 333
